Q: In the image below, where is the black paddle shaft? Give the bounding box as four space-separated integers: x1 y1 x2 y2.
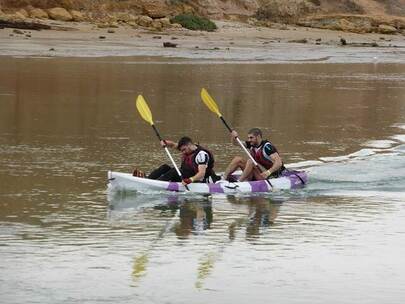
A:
220 116 233 133
152 124 164 142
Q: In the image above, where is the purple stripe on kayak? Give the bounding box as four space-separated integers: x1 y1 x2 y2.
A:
285 171 308 189
167 182 180 192
208 183 224 193
249 180 270 192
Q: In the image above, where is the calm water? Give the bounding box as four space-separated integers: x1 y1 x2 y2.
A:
1 57 405 304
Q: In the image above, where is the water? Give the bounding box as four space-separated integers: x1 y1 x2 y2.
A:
1 56 405 303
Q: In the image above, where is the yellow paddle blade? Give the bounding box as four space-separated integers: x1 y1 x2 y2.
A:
201 88 222 117
136 95 153 125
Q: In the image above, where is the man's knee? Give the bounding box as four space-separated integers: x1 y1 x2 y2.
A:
232 156 244 165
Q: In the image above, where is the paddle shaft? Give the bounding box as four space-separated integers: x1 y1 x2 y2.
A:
218 116 272 188
200 89 272 188
219 116 257 163
151 125 188 190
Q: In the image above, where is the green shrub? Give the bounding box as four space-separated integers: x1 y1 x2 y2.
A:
170 14 217 31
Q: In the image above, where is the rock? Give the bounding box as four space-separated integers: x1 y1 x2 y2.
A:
47 7 73 22
171 23 183 29
137 15 153 27
151 20 162 30
163 42 177 48
143 0 170 19
289 38 307 43
378 24 397 34
0 19 51 30
17 9 29 18
256 0 317 24
107 29 115 33
337 19 357 32
70 10 85 22
109 22 119 28
114 12 137 23
340 38 347 45
29 8 48 19
298 15 374 34
158 17 171 28
13 29 24 34
12 11 27 21
97 23 110 29
153 36 162 39
99 36 106 39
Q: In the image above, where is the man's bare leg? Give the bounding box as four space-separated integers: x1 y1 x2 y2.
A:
222 156 246 180
238 159 255 182
252 167 264 181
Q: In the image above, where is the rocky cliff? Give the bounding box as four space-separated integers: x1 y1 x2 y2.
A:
1 0 405 34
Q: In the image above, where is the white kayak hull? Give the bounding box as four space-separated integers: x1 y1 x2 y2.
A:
107 170 308 194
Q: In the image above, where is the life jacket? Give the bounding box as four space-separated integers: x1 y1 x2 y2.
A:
250 140 277 170
180 145 215 181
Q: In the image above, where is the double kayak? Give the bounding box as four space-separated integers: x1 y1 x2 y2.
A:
107 170 308 194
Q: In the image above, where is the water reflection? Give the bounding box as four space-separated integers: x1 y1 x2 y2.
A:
108 192 287 289
174 201 213 238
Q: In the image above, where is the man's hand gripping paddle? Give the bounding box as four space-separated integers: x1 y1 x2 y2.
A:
136 95 189 191
200 88 273 188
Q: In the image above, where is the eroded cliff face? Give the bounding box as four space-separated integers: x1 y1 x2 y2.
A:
1 0 405 34
1 0 404 19
0 0 259 19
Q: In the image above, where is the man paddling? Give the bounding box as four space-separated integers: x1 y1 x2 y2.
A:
134 136 218 185
222 128 285 182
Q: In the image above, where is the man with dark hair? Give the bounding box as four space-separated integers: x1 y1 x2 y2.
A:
222 128 285 182
135 136 217 185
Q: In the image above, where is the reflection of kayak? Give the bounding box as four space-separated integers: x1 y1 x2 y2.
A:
107 170 308 194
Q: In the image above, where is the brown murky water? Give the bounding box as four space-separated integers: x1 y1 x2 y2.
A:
1 56 405 304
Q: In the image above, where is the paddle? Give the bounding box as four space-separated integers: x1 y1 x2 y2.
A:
136 95 189 190
200 88 272 188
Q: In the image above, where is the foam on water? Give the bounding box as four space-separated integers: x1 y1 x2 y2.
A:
391 134 405 142
288 127 405 202
362 140 397 149
392 123 405 130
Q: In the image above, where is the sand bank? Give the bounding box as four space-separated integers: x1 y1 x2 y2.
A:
1 20 404 63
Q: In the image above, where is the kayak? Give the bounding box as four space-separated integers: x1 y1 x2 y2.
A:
107 170 308 194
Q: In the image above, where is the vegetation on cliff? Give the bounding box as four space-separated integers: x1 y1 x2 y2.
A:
1 0 405 35
170 14 217 31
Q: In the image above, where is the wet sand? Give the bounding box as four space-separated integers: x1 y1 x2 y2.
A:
1 20 405 63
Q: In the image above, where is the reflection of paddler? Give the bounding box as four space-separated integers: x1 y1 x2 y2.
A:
246 196 281 237
174 201 213 237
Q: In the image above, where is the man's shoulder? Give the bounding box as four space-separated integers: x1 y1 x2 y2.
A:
195 150 209 164
263 141 277 155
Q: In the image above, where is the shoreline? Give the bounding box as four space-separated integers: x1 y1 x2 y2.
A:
1 20 405 63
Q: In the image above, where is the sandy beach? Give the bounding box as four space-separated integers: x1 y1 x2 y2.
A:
1 20 405 63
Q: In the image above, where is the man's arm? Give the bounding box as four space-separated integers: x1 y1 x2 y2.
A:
231 130 248 147
160 140 177 149
260 143 282 178
183 151 209 184
263 152 283 177
192 164 208 182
